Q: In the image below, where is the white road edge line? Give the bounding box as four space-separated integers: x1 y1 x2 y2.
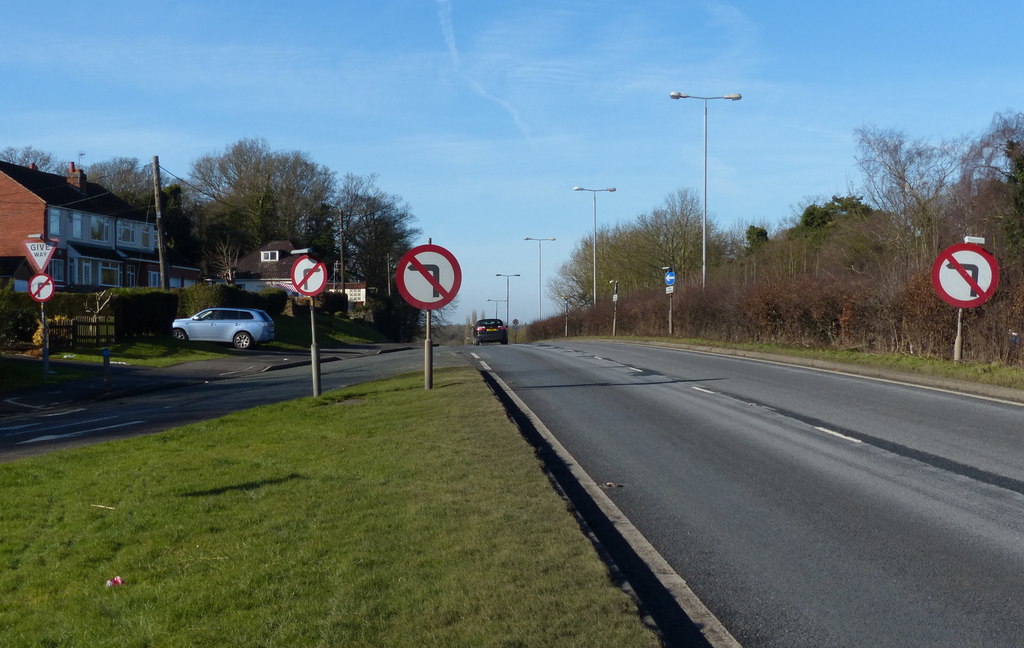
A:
18 421 145 445
692 386 715 394
814 426 863 444
483 368 741 648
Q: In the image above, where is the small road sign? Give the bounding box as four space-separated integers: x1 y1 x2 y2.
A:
396 244 462 310
24 240 56 273
28 273 56 302
290 255 328 297
931 243 999 308
664 270 676 286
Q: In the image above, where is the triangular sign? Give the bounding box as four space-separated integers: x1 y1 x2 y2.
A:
23 240 56 273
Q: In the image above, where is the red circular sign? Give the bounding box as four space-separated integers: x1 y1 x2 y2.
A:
28 273 56 302
395 244 462 310
931 243 999 308
290 255 328 297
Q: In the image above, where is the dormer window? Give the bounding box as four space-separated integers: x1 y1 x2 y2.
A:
261 250 280 262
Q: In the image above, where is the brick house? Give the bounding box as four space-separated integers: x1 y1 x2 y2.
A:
234 240 367 308
0 160 199 291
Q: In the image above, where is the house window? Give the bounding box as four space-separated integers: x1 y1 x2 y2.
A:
126 265 137 287
72 213 82 239
118 223 136 244
141 226 153 249
81 260 92 285
261 250 279 262
148 271 161 287
90 217 110 242
50 259 65 282
47 208 63 236
99 262 119 286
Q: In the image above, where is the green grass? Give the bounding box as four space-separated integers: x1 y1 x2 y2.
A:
0 367 659 648
0 355 95 391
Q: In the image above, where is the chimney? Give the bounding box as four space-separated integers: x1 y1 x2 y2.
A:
67 161 87 192
29 163 38 170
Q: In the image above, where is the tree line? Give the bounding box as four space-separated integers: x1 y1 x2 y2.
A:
538 111 1024 364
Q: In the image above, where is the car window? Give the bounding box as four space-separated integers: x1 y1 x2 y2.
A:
238 311 254 320
212 310 232 320
196 310 215 321
477 319 503 327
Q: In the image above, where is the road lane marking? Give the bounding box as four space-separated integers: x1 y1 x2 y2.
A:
5 416 119 437
814 426 862 443
40 408 86 417
18 420 145 444
692 386 715 394
479 361 492 371
470 352 481 359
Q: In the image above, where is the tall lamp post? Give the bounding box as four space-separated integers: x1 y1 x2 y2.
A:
524 237 555 321
669 91 741 289
573 186 616 306
486 299 506 319
495 273 520 323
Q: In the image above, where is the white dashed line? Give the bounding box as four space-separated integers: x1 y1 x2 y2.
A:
814 426 862 443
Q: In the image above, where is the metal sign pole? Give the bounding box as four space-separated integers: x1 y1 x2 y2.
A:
40 302 49 380
309 297 321 396
953 308 963 363
424 309 433 390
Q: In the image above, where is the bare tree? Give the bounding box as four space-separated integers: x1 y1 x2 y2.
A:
0 146 62 173
85 157 152 206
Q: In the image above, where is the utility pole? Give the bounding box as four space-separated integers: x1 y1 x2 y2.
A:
152 155 169 289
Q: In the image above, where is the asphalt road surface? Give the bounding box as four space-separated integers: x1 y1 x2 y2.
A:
0 347 467 461
469 340 1024 648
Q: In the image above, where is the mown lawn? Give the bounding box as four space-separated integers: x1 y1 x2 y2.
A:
0 367 660 648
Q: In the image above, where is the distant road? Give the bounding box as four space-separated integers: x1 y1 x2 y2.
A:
470 340 1024 648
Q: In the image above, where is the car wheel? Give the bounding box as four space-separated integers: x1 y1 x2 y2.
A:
233 331 254 350
501 338 508 345
172 328 188 342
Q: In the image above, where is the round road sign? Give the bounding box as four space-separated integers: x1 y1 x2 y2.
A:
931 243 999 308
29 273 56 302
396 244 462 310
664 270 676 286
290 255 328 297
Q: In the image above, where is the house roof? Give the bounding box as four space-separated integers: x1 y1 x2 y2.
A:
0 160 150 223
234 240 302 280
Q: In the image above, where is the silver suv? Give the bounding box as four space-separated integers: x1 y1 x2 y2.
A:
171 308 275 349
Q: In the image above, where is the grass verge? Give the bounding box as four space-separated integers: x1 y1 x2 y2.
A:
0 367 659 647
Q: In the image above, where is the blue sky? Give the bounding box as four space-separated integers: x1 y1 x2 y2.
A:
3 1 1022 324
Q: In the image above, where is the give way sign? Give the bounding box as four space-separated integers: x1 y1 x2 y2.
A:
931 243 999 308
396 244 461 310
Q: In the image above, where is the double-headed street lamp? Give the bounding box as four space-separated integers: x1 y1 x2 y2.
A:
524 237 555 321
486 299 506 319
573 186 616 306
669 91 741 289
495 273 520 324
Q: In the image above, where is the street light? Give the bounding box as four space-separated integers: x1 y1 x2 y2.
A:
669 91 741 289
495 273 520 324
573 186 616 306
524 237 555 321
486 299 506 319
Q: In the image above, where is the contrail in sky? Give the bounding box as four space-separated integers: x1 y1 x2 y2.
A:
436 0 533 143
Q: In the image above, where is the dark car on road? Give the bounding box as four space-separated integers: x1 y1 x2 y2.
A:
473 318 508 345
171 307 275 350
